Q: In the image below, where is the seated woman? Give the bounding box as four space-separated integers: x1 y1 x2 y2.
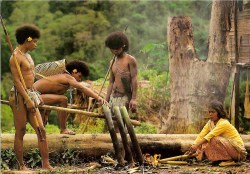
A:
188 100 247 166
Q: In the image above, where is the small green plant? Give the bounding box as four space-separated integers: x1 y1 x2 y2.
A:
51 148 83 166
134 122 158 134
25 148 41 168
1 148 17 170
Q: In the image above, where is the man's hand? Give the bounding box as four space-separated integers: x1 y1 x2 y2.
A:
26 99 36 113
97 96 108 105
129 98 137 113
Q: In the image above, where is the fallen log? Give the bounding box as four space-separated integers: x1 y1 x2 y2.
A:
1 134 249 158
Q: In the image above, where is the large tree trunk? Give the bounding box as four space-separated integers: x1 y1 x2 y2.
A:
160 1 233 133
2 134 250 158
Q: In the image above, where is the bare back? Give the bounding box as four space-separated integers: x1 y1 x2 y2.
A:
34 74 71 95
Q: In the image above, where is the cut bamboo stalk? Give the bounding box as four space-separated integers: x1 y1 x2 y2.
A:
159 153 197 162
120 106 144 165
159 154 189 162
102 105 124 165
163 161 188 165
114 106 134 165
101 155 117 164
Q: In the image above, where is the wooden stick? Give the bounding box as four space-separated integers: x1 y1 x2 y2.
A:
163 161 188 165
1 99 141 126
159 153 197 162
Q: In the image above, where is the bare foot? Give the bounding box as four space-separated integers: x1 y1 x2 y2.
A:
19 165 31 171
60 129 76 135
128 161 135 168
42 164 54 170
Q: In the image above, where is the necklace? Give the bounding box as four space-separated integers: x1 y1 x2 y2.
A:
17 47 28 56
16 47 32 64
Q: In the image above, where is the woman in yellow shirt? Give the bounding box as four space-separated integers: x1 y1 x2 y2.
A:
188 100 247 165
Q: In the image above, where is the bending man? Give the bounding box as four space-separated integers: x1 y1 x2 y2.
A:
34 60 107 135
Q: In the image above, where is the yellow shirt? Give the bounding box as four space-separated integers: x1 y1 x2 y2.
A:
194 118 244 147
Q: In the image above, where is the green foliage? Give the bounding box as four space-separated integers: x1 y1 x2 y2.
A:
1 73 13 100
25 148 42 169
0 0 216 133
1 105 14 132
140 42 168 73
45 124 60 134
74 118 106 134
50 148 83 166
1 149 17 170
134 122 158 134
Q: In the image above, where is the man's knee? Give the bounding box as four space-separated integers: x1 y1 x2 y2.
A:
15 127 26 137
59 96 68 106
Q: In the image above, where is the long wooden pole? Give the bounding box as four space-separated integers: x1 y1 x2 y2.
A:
0 15 44 141
1 100 141 126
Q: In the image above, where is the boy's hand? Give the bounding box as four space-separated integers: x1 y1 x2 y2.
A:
26 99 36 113
97 97 108 105
129 99 137 113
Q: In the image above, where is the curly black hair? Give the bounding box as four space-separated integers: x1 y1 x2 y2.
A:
15 24 40 44
66 60 89 77
105 31 129 51
209 100 228 119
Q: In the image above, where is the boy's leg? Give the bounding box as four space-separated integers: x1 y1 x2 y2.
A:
28 108 53 170
9 92 28 170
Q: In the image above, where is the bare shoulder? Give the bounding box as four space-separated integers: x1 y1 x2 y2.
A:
9 51 22 64
126 54 137 64
53 73 73 80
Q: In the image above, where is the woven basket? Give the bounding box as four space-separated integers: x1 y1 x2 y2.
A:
35 59 66 80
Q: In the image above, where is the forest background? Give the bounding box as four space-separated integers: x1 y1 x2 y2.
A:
1 1 248 134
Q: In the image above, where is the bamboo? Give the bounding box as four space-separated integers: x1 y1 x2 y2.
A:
114 106 134 165
159 154 189 162
101 155 117 164
120 106 144 165
1 100 141 126
102 105 124 165
164 161 188 165
159 153 197 162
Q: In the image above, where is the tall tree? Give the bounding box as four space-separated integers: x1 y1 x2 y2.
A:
160 1 233 133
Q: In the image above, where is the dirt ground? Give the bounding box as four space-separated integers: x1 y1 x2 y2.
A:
2 158 250 174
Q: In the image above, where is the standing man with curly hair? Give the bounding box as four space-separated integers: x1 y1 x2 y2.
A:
105 31 138 113
9 24 53 170
34 60 107 135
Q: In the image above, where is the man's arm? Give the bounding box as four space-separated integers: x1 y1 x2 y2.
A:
65 75 106 103
129 57 138 110
106 71 114 102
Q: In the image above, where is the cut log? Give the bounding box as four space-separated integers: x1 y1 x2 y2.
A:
120 106 144 164
102 105 124 164
2 134 249 158
114 106 134 164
